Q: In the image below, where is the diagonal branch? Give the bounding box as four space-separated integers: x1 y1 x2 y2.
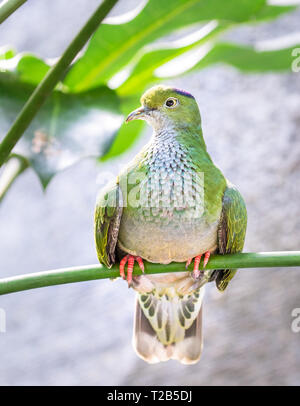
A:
0 251 300 296
0 0 119 167
0 0 26 24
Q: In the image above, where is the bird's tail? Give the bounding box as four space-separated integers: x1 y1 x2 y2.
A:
133 287 204 364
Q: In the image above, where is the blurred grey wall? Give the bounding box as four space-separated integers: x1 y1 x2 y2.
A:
0 0 300 385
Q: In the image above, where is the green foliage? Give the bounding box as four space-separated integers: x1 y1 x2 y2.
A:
64 0 272 91
0 74 122 187
0 0 298 189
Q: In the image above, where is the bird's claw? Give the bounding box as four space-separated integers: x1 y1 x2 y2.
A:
119 254 144 287
186 252 211 280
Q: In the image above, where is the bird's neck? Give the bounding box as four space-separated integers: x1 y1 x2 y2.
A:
151 123 207 153
143 124 209 171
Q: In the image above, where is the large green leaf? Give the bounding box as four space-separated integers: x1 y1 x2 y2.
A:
0 74 122 187
196 40 300 72
64 0 281 92
116 10 296 96
116 21 224 97
117 35 300 97
5 1 293 93
253 3 297 21
0 0 297 191
153 38 300 80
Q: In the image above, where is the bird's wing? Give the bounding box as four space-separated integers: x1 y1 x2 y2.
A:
94 181 123 268
216 183 247 291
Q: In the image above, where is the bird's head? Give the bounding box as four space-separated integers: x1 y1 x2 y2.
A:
126 85 201 132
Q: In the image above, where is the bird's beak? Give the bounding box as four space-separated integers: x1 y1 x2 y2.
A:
125 106 148 123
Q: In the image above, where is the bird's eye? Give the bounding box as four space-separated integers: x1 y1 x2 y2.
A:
165 97 178 108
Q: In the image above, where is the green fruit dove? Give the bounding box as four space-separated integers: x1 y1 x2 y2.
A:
95 85 247 364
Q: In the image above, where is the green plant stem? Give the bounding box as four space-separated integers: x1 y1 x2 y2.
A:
0 154 29 202
0 0 119 168
0 0 26 24
0 251 300 296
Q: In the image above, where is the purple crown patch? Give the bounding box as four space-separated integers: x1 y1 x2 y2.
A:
172 88 195 99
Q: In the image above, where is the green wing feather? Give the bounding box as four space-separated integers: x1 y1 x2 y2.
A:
94 181 122 268
216 183 247 291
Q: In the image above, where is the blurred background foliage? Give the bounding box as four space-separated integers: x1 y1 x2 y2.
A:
1 0 300 386
0 0 299 190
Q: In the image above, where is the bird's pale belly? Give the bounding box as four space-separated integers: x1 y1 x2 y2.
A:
118 210 219 264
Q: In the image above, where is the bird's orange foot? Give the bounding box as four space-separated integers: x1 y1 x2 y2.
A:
119 254 144 287
186 251 211 280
